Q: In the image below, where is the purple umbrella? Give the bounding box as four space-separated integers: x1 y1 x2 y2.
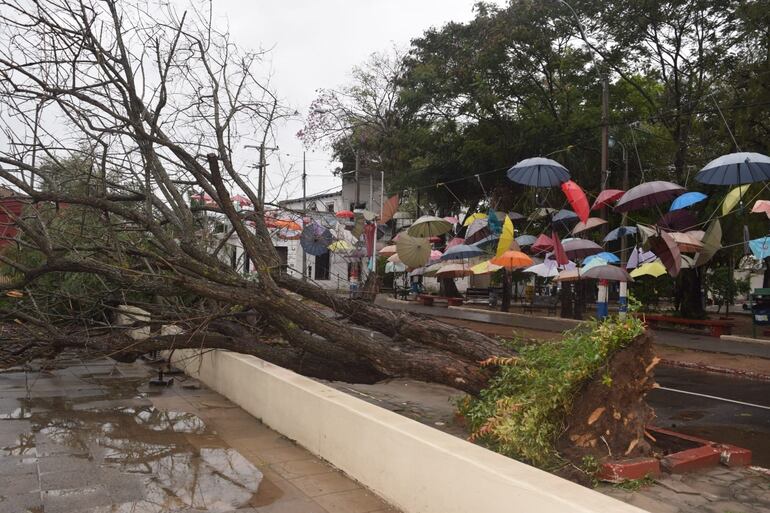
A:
657 210 699 232
562 238 603 260
582 265 634 282
626 247 656 270
649 230 681 277
614 181 686 213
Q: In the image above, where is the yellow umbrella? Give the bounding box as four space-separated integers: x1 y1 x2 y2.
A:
722 184 750 215
395 233 431 268
328 240 353 252
471 260 503 275
496 215 514 257
463 212 487 226
629 261 667 278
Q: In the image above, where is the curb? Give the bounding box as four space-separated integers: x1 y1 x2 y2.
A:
660 358 770 381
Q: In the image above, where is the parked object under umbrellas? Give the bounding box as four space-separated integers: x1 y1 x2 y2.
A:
614 181 685 213
396 234 432 268
441 244 485 261
603 226 637 242
669 192 708 211
300 223 333 256
562 238 603 260
571 217 608 235
407 215 452 237
506 157 570 187
694 152 770 185
582 265 633 282
648 230 681 277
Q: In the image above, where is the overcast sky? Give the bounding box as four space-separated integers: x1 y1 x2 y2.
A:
215 1 502 200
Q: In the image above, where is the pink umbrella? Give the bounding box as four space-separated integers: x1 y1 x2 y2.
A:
615 181 685 213
752 200 770 217
591 189 625 210
231 194 252 207
446 237 465 249
429 249 443 262
531 234 554 254
571 217 608 235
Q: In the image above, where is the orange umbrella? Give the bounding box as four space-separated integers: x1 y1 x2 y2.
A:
491 250 533 270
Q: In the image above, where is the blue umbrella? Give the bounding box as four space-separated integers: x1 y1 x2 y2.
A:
300 223 333 256
749 237 770 260
441 244 485 261
670 191 708 211
603 226 637 242
472 234 500 249
584 252 621 265
515 234 538 246
695 152 770 185
506 157 570 188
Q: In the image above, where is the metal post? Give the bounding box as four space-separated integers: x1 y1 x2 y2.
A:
619 143 629 318
600 76 610 201
301 151 307 280
354 151 360 209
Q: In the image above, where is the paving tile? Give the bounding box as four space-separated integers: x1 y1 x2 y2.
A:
40 468 102 491
270 458 334 480
627 493 681 513
0 492 43 513
254 497 329 513
228 434 296 454
42 485 113 513
2 472 39 495
291 471 361 497
38 454 94 474
254 445 314 465
0 457 37 476
314 488 391 513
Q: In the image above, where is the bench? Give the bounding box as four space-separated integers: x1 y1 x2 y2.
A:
393 286 411 300
523 296 559 316
639 314 734 338
465 287 503 305
418 295 464 307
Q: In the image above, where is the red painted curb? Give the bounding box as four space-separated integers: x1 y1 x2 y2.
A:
598 458 661 483
720 444 752 467
662 445 722 473
659 359 770 382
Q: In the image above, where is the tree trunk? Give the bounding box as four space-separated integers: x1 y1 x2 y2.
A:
501 269 512 312
678 268 706 319
439 277 462 298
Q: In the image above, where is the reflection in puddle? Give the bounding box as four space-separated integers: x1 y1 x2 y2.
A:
0 365 264 512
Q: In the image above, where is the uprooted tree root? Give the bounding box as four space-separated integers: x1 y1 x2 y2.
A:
459 317 658 477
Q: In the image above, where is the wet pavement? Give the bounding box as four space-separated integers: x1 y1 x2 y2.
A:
0 356 398 513
650 366 770 468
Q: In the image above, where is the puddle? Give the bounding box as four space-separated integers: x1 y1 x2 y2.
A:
0 362 267 512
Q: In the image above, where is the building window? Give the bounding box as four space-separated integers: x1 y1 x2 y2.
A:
274 246 288 273
326 203 335 212
314 252 330 281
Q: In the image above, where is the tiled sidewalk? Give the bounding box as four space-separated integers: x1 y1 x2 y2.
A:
0 357 398 513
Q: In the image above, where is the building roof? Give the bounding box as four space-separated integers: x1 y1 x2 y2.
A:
279 189 342 206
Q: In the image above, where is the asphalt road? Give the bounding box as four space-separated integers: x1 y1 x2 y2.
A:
650 365 770 467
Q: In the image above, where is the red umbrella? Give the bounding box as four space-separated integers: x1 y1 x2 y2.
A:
657 210 698 232
335 210 355 219
614 181 685 213
551 231 569 265
561 180 590 223
591 189 625 210
649 230 681 277
531 234 554 254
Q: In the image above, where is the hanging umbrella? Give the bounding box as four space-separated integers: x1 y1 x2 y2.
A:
335 210 355 219
465 218 490 244
669 232 704 253
423 262 443 277
463 212 487 226
328 240 354 252
446 237 465 249
603 226 637 242
657 210 699 231
584 251 620 264
471 260 503 275
695 152 770 185
552 209 579 225
636 224 657 245
582 265 633 282
571 217 608 235
378 244 398 257
487 209 502 235
562 238 603 260
515 234 538 247
407 215 452 237
626 247 657 270
561 180 590 223
752 200 770 216
385 261 407 274
722 184 751 215
435 263 474 279
615 181 686 213
380 195 400 224
524 260 559 278
408 266 426 278
582 257 608 271
669 192 708 211
649 230 681 277
749 237 770 260
630 261 667 278
506 157 570 187
685 230 705 241
591 189 625 210
275 227 301 240
508 211 526 221
300 224 333 256
443 215 459 225
531 234 555 254
529 207 558 220
491 250 533 269
396 234 432 268
473 234 501 250
554 269 582 282
496 215 515 257
551 230 569 265
387 253 403 264
441 244 485 261
429 249 443 262
694 219 722 267
681 255 696 269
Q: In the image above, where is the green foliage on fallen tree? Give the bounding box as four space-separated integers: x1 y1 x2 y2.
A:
458 316 646 469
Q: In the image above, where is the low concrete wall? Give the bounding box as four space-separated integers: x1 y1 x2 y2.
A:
170 349 644 513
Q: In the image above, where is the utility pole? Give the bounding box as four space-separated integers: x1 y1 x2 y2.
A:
600 76 610 196
244 143 278 209
301 151 307 280
354 151 360 209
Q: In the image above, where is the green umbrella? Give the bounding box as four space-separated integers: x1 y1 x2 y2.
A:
407 216 452 237
694 219 722 267
396 234 431 268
